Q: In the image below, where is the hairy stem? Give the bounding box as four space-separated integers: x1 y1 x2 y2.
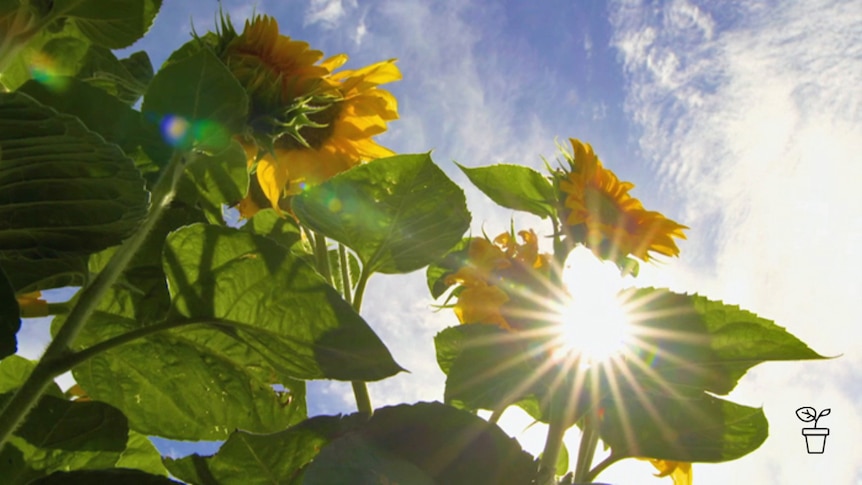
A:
0 152 186 450
338 244 352 305
539 395 568 484
584 452 622 483
313 231 332 284
349 264 373 416
573 412 600 483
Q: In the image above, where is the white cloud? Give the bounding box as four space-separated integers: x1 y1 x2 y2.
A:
611 0 862 483
304 0 358 28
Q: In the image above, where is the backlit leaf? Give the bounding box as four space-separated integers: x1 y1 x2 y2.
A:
293 153 471 274
303 402 537 485
141 48 247 153
0 92 148 258
459 163 556 219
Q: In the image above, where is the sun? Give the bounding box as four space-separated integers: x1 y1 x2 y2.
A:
555 246 633 364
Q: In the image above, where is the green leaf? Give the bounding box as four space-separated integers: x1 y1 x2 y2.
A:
5 425 166 483
554 441 568 477
305 434 436 485
458 163 556 219
51 0 162 49
241 209 303 251
619 287 827 395
30 468 180 485
77 47 153 105
0 267 20 358
0 92 149 259
164 417 344 485
597 384 768 462
2 393 129 452
179 140 248 224
436 325 539 412
0 355 62 396
0 360 154 483
141 48 247 153
17 78 143 154
0 254 88 293
0 444 43 485
164 224 402 382
293 153 471 274
303 402 537 485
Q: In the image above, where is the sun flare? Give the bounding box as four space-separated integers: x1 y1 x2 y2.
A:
557 247 633 364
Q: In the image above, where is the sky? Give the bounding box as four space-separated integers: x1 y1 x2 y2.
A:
14 0 862 483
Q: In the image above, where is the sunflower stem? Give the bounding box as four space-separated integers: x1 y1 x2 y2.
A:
338 244 352 305
313 231 332 284
584 452 622 483
573 411 600 483
0 151 187 451
348 263 374 416
539 392 568 484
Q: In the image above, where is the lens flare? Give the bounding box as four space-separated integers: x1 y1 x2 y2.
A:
29 52 69 92
160 115 191 147
556 247 633 364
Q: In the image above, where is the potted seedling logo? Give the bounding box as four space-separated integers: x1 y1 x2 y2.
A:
795 406 830 454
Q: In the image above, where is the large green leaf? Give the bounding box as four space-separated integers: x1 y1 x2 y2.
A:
0 91 149 259
141 48 247 153
0 252 88 293
164 417 346 485
163 224 402 382
50 0 162 49
241 208 303 251
65 283 307 440
0 1 160 90
436 325 539 412
4 431 167 485
597 382 768 462
0 393 129 453
303 402 537 485
0 267 20 358
0 356 166 482
18 78 143 154
458 163 556 219
76 47 153 105
293 153 471 274
618 287 827 395
0 355 61 396
178 140 248 224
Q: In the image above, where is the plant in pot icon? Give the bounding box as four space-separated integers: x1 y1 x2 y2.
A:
795 406 831 454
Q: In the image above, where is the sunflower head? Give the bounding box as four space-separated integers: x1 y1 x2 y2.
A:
554 138 687 265
445 230 554 332
213 14 401 217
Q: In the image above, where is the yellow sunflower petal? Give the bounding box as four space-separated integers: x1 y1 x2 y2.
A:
16 291 48 318
648 459 692 485
454 285 511 330
558 138 687 262
255 153 290 213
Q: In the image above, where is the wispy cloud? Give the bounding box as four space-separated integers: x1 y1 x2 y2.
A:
303 0 358 28
611 0 862 483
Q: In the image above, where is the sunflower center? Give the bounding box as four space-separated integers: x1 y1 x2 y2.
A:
583 186 637 233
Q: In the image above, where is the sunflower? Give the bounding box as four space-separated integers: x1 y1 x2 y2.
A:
647 459 692 485
215 14 400 217
556 138 687 262
445 230 553 331
16 291 48 318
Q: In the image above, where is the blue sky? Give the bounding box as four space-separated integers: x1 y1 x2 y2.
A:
16 1 862 483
